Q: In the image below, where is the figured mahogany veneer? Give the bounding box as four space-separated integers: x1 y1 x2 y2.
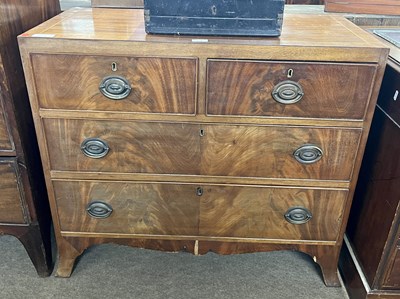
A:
43 118 361 180
18 8 388 284
54 180 347 242
32 54 198 114
207 60 377 119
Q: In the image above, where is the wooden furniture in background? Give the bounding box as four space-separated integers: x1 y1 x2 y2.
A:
325 0 400 16
339 30 400 298
0 0 60 276
18 8 388 284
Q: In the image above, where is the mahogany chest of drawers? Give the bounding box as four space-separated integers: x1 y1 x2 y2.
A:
18 8 388 285
0 0 60 276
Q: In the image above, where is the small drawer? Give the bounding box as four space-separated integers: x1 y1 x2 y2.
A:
0 108 13 152
0 159 26 224
199 185 348 242
200 124 362 181
53 181 199 235
31 54 197 114
377 63 400 125
43 119 201 174
206 59 377 119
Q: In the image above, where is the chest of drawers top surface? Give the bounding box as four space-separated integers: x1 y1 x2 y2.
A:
19 8 386 62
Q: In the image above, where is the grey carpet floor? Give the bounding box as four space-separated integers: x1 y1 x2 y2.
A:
0 235 348 299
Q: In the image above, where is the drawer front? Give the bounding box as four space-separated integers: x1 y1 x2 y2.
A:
383 246 400 289
44 119 361 180
43 119 201 174
0 105 13 151
207 59 377 119
32 54 197 114
53 180 347 242
200 185 348 241
201 124 361 180
53 181 199 235
377 63 400 125
0 159 26 224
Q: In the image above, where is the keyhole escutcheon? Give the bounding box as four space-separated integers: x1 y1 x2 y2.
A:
111 62 118 72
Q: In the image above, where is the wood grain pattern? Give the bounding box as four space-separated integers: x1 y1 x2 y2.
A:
53 181 199 235
53 180 347 242
207 60 377 120
199 185 348 241
32 54 197 114
19 9 386 55
200 124 362 180
325 0 400 15
18 7 388 282
0 159 26 223
43 119 201 174
43 118 361 180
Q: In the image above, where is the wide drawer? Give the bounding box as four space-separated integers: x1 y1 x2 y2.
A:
31 54 197 114
207 59 377 119
0 106 13 152
0 159 26 224
43 119 361 180
54 180 347 242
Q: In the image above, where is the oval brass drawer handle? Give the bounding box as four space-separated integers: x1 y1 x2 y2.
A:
86 201 113 219
284 207 312 225
99 75 132 100
293 144 323 164
81 138 110 159
272 80 304 104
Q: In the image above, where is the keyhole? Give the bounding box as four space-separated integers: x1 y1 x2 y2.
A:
199 129 205 137
111 62 118 72
196 187 203 196
287 69 294 78
211 5 217 15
